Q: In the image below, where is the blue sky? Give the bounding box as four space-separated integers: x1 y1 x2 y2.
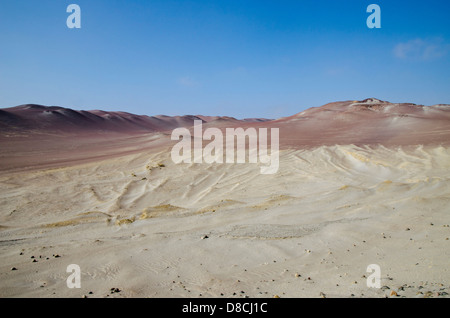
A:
0 0 449 118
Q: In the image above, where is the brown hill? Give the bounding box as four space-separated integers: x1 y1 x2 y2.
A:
1 99 449 171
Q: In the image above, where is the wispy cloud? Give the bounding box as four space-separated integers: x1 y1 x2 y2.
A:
178 76 200 88
393 38 450 61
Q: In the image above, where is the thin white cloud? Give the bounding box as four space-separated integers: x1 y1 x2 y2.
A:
393 38 450 61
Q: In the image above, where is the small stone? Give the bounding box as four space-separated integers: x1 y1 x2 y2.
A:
201 235 209 240
273 295 280 298
406 228 410 231
390 291 398 297
319 292 326 298
32 259 37 263
294 273 301 278
11 267 17 271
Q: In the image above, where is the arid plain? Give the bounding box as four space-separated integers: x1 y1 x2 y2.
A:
1 98 449 298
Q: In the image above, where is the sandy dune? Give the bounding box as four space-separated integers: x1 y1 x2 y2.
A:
0 99 449 298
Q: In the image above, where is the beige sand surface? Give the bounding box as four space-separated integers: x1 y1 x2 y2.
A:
1 143 449 298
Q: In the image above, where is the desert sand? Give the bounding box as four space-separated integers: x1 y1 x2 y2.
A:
0 99 449 298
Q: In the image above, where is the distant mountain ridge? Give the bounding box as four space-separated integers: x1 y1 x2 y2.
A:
1 99 450 147
0 104 272 134
267 98 450 147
